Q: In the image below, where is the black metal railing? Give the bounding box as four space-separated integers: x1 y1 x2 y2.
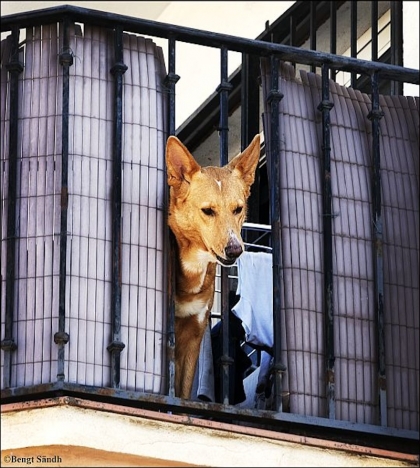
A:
1 4 419 454
318 63 335 420
54 17 72 383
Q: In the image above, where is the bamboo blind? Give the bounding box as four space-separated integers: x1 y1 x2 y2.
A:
0 23 168 393
261 61 419 431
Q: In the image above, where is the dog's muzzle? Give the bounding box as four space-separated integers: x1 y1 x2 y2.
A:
215 236 243 266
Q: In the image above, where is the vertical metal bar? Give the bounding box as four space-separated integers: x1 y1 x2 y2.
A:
54 18 72 380
164 35 179 398
329 2 337 81
1 26 23 388
318 64 335 420
390 1 403 95
310 2 317 73
267 55 285 412
350 1 358 88
217 46 233 405
107 25 127 388
288 15 297 74
240 53 260 223
218 47 231 165
240 54 260 152
368 72 387 427
166 37 179 137
289 15 296 47
371 1 379 62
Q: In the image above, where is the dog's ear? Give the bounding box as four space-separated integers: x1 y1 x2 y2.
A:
227 134 260 187
166 136 201 190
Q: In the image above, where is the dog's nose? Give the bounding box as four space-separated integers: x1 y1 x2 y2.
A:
225 239 243 259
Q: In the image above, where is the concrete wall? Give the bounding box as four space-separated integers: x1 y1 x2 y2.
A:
2 398 417 467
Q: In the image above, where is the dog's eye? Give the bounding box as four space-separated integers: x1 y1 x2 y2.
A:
233 206 243 215
202 207 215 216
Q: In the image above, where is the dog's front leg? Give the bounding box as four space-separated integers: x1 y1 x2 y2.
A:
175 313 209 399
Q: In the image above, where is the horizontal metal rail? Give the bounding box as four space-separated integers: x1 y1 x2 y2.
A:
1 4 419 84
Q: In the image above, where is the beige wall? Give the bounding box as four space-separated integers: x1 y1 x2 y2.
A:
2 398 417 467
0 1 170 19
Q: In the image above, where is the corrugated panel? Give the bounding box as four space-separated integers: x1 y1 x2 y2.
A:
4 25 62 387
262 62 326 419
379 93 419 431
65 23 114 387
118 32 167 393
261 60 419 431
0 24 168 394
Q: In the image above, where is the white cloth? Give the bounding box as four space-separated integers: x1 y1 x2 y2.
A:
232 251 273 348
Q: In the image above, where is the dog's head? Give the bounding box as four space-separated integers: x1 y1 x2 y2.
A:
166 134 260 268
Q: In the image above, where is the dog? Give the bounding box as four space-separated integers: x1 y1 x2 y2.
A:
165 134 260 399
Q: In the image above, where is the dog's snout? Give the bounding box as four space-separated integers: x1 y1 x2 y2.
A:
225 238 243 259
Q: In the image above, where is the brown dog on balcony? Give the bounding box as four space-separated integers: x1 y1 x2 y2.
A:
165 135 260 399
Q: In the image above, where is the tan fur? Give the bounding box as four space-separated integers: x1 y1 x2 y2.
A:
166 134 260 399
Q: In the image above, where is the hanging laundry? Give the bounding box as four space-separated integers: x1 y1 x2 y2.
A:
232 251 273 349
